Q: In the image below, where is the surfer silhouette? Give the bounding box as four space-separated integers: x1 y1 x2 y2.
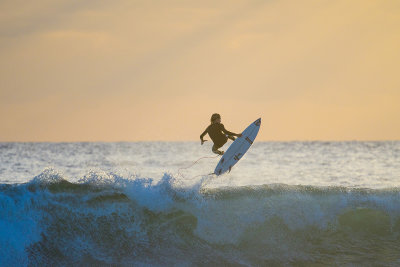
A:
200 113 242 155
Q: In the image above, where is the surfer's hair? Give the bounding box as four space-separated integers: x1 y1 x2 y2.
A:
211 113 221 123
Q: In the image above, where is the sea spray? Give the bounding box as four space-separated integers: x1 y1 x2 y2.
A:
1 169 400 266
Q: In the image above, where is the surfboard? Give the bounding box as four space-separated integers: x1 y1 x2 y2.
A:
214 118 261 176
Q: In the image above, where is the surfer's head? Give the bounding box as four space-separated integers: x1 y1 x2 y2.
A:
211 113 221 123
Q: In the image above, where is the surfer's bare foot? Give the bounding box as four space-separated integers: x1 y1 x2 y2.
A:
212 149 224 155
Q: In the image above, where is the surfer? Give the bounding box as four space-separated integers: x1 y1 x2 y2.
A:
200 113 242 155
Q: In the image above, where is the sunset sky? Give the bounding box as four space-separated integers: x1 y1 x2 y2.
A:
1 0 399 141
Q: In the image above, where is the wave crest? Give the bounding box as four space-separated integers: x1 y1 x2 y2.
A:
1 169 400 265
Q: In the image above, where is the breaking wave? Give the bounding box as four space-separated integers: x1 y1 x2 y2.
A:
1 168 400 266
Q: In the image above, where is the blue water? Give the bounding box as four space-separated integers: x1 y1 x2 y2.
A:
1 142 400 265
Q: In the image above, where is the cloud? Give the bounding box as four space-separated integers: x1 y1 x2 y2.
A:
0 0 399 141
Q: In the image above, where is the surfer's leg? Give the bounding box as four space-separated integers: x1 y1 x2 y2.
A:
212 145 224 155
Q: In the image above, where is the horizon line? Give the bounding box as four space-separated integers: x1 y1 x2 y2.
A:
1 140 399 143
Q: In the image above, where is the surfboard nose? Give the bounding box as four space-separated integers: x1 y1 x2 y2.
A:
254 118 261 126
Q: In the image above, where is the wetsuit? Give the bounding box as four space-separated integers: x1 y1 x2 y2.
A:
200 123 236 150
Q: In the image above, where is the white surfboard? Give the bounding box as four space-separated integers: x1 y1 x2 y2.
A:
214 118 261 176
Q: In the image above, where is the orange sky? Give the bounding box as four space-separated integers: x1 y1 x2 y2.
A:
1 0 399 141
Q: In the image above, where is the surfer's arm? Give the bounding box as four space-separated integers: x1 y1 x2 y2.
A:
200 129 208 145
221 125 242 137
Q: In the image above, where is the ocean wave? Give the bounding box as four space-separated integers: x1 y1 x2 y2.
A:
1 169 400 266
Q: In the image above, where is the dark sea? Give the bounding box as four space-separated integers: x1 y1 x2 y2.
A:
1 141 400 266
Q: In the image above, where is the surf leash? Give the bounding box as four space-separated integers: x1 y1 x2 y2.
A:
177 155 219 179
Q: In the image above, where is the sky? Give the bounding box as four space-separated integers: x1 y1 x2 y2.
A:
1 0 399 141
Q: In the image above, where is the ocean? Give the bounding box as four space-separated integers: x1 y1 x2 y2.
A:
1 141 400 266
